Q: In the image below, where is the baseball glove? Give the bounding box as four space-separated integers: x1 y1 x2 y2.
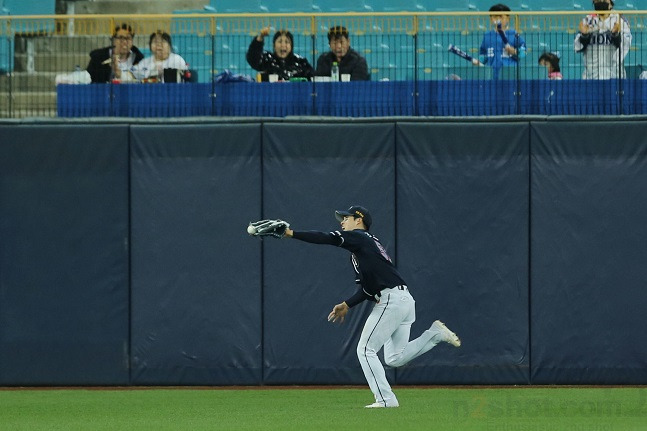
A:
248 219 290 238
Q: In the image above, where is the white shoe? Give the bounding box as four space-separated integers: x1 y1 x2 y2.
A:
431 320 461 347
365 401 399 408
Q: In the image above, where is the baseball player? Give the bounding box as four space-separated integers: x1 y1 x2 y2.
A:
280 206 461 408
574 0 631 79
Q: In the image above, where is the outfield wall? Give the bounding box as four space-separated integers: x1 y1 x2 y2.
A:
1 119 646 386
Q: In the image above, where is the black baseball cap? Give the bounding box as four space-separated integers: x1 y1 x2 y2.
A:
335 205 372 229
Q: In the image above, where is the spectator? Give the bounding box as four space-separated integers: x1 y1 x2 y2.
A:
538 52 563 80
87 23 144 83
246 27 314 81
574 0 631 79
315 26 369 81
134 31 188 82
477 4 526 79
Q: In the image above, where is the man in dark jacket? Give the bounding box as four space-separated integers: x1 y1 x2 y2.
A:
316 26 370 81
87 23 144 83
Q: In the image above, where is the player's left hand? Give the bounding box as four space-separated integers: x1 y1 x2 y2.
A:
328 302 349 323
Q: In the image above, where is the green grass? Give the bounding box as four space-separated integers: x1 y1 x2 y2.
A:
0 387 645 430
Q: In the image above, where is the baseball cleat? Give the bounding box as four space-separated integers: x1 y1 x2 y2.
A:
365 401 399 408
431 320 461 347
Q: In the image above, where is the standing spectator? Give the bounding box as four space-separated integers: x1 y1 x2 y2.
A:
538 52 563 80
246 27 313 81
477 4 526 79
316 26 369 81
134 31 188 82
574 0 631 79
87 23 143 83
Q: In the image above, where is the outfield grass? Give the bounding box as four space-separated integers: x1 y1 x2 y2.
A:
1 386 645 430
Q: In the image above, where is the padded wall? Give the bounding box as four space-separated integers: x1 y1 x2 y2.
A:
0 125 129 385
2 120 647 386
395 123 530 384
261 123 396 384
130 124 263 384
530 122 647 384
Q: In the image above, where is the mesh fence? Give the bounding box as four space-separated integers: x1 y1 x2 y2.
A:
2 12 647 117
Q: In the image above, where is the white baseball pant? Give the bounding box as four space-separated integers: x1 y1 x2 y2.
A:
357 286 445 406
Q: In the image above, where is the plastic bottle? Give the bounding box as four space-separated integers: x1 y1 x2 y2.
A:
331 61 339 82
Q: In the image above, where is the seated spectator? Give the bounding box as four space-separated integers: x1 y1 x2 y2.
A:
315 26 369 81
538 52 562 80
87 22 144 83
477 4 526 79
134 31 188 82
246 26 313 81
574 0 631 79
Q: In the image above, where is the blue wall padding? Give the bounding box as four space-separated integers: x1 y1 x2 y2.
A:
530 121 647 384
394 123 530 384
129 124 263 385
1 120 647 385
261 123 397 384
0 125 130 385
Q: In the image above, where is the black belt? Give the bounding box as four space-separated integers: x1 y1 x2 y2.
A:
374 285 407 300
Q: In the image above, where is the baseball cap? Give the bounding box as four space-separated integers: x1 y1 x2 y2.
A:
335 205 372 229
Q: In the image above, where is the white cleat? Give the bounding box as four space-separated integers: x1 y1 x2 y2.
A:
431 320 461 347
365 401 399 408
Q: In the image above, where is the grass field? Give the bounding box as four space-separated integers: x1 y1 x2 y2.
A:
1 386 646 430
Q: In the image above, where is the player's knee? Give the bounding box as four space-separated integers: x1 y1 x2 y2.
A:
384 355 404 368
357 344 377 359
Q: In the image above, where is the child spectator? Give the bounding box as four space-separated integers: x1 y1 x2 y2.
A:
477 4 526 79
538 52 563 80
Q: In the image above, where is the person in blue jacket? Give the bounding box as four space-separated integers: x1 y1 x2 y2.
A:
477 3 526 79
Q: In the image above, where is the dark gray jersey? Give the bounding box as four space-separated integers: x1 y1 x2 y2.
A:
292 229 406 307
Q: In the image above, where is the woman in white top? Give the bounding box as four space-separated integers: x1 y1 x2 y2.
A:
135 31 188 82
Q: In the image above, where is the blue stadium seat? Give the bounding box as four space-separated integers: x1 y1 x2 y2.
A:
261 0 314 13
0 7 13 73
613 0 640 9
368 0 425 12
312 0 372 12
207 0 267 13
172 34 213 81
3 0 55 15
417 0 477 11
511 0 576 10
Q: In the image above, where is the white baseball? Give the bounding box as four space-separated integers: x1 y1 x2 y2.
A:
247 225 256 235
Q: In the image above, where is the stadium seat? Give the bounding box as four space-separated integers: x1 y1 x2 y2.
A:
3 0 55 15
368 0 425 12
512 0 576 11
0 6 13 73
207 0 267 13
613 0 639 9
312 0 372 12
417 0 477 11
261 0 315 13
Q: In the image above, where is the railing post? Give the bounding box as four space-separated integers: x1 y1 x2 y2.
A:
413 15 418 117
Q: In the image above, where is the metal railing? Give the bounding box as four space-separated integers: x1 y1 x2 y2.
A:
2 11 647 117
